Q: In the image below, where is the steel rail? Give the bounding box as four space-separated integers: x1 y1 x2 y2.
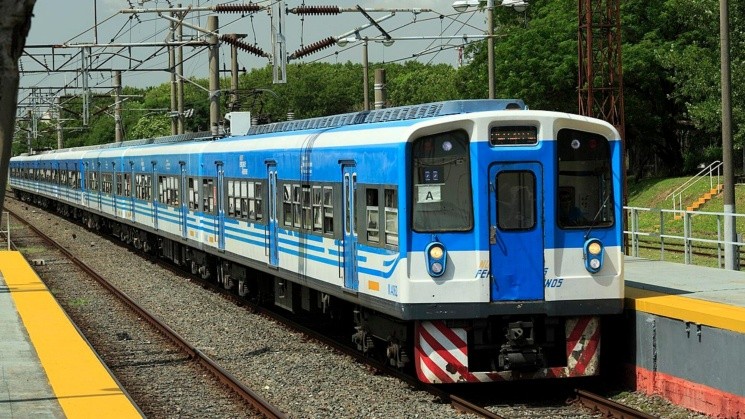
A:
574 389 658 419
6 206 287 419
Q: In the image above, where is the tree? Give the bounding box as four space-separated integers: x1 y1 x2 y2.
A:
0 0 36 210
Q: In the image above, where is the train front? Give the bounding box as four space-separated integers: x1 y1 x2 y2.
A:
404 106 624 383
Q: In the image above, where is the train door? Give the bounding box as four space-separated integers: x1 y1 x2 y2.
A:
266 162 279 267
179 161 188 238
152 161 159 230
342 164 359 292
489 162 544 301
216 162 226 251
112 162 118 217
129 162 136 222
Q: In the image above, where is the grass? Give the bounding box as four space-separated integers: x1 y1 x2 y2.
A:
626 175 745 267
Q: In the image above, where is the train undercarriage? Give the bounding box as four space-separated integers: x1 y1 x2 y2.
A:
14 189 601 384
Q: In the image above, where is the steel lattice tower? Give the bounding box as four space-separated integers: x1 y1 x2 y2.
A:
578 0 625 141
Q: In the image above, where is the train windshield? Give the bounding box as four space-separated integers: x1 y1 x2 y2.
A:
411 130 473 232
557 129 614 229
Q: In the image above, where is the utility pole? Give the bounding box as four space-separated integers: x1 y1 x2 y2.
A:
114 70 123 143
363 39 369 111
176 6 185 134
55 96 63 149
374 68 386 110
207 15 220 136
169 15 178 135
720 0 737 269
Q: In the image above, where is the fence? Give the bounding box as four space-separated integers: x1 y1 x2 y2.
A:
0 211 9 250
625 206 745 268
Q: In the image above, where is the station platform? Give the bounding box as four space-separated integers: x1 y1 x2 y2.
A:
0 251 142 418
624 256 745 418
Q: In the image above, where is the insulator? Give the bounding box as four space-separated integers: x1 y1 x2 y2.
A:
221 35 269 58
289 37 336 59
214 3 262 13
289 5 340 15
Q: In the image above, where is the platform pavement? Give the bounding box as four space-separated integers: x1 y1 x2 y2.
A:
0 251 142 418
624 256 745 418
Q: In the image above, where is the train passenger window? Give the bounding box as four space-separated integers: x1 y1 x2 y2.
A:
116 174 123 195
189 178 200 211
302 186 312 230
384 188 398 246
412 130 473 232
252 182 263 221
323 187 334 234
312 186 323 232
557 129 614 229
202 179 215 213
241 181 249 219
497 172 536 230
283 184 293 226
102 173 113 195
123 173 131 197
293 185 302 228
88 171 98 191
366 188 380 243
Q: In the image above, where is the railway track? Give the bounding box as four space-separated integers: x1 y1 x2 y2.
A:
6 205 285 418
5 197 693 418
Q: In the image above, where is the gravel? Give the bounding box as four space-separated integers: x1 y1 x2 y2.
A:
7 198 714 418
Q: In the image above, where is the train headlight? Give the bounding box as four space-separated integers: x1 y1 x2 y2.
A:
583 238 604 274
425 242 447 278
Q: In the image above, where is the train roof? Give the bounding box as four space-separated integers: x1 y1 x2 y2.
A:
246 99 526 136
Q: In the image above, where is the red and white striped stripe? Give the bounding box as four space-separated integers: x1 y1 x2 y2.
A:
414 317 601 383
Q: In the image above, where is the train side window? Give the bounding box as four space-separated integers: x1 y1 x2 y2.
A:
283 184 293 226
102 173 113 195
202 178 215 213
312 186 323 232
497 171 536 230
123 173 131 197
252 182 263 221
292 184 302 228
366 188 380 243
323 186 334 234
384 188 398 246
302 186 312 230
189 178 200 211
239 181 248 219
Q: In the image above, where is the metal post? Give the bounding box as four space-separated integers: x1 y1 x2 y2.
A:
177 4 185 134
207 15 220 136
26 110 32 153
55 96 63 149
230 35 240 111
374 68 386 110
720 0 737 270
114 71 123 143
169 15 178 135
363 39 369 111
487 0 495 99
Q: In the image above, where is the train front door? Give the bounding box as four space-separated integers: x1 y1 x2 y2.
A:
488 162 544 301
342 164 358 292
266 162 279 267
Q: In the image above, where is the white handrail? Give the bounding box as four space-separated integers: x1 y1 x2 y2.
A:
666 161 722 213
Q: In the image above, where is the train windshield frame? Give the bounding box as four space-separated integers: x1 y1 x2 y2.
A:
556 129 614 229
411 130 474 232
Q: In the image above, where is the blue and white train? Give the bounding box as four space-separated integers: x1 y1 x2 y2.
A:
9 99 623 383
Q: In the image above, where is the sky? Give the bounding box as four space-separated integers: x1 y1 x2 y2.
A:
21 0 488 100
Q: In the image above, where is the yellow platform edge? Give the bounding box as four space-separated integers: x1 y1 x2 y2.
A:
626 285 745 334
0 251 142 418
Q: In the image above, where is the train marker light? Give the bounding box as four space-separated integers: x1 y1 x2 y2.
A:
583 238 604 273
425 241 447 277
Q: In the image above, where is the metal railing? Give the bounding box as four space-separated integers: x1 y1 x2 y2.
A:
0 211 10 250
666 161 722 214
625 206 744 268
